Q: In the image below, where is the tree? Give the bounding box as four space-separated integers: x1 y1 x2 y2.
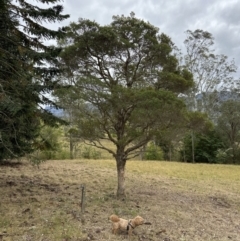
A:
184 111 212 163
0 0 69 161
217 100 240 163
154 111 187 161
183 29 237 120
55 38 85 159
181 128 224 163
60 13 193 198
55 85 83 159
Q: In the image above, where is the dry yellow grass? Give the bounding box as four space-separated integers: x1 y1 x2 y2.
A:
0 159 240 241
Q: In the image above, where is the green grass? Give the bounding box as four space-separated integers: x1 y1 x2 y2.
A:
95 159 240 194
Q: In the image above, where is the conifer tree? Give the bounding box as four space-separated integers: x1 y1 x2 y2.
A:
0 0 69 160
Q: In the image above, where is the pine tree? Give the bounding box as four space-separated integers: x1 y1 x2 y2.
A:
0 0 69 161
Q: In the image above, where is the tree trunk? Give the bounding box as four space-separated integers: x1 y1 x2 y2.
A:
116 153 126 198
70 134 74 159
169 146 172 161
191 131 195 163
139 144 146 160
117 165 125 198
183 144 186 162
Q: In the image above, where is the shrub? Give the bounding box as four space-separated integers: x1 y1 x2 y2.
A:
180 130 224 163
81 146 101 159
144 142 163 160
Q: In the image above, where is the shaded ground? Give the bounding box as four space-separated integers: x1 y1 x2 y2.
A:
0 159 239 241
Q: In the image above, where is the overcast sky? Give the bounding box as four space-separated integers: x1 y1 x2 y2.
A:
38 0 240 77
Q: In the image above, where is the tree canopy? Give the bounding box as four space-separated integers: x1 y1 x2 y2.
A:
58 13 193 197
217 100 240 163
183 29 237 119
0 0 69 161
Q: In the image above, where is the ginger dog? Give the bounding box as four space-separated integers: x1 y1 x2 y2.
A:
109 214 144 236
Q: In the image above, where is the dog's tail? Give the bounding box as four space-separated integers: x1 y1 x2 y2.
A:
109 214 120 222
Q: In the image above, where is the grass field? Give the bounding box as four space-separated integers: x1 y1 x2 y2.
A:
0 159 240 241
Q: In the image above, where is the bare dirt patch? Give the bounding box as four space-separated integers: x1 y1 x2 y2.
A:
0 159 239 241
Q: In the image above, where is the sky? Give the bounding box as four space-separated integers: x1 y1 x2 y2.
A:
34 0 240 77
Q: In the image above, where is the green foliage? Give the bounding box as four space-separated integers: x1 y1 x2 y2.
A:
187 111 213 131
59 13 194 197
59 14 193 164
215 148 233 164
81 146 101 159
0 0 69 161
54 84 84 159
32 149 71 162
38 126 61 160
181 130 224 163
27 126 65 163
155 135 177 161
216 100 240 163
144 142 163 160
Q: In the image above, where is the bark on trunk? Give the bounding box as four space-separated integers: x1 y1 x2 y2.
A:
70 134 74 159
191 131 195 163
117 165 125 198
116 154 126 198
139 144 146 160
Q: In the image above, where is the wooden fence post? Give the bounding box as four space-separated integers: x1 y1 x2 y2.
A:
80 184 86 214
